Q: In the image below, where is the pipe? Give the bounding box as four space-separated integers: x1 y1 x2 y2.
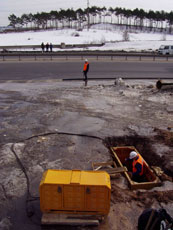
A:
156 80 173 89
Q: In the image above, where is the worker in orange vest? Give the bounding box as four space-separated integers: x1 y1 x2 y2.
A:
126 151 145 182
83 59 89 81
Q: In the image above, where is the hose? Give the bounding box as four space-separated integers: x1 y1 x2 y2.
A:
9 131 104 222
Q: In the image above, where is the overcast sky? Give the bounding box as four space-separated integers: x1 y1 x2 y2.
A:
0 0 173 26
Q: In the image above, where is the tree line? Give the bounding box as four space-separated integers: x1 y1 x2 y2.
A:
8 6 173 33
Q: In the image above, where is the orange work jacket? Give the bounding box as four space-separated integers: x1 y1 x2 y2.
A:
132 154 144 176
83 62 89 71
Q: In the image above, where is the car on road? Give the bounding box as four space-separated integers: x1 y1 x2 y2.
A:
158 45 173 55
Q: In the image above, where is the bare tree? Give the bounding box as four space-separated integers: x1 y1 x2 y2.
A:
123 30 130 41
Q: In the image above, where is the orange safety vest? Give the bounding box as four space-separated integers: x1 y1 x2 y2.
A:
83 62 89 71
132 154 144 176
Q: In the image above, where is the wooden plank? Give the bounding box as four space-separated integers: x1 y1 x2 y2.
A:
92 161 115 167
110 147 161 190
110 147 132 185
41 213 99 226
92 161 117 170
92 161 116 171
111 147 124 167
130 180 162 190
92 159 127 174
105 167 127 174
92 159 127 176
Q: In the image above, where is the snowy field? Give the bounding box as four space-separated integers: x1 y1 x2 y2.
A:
1 0 173 52
0 25 173 52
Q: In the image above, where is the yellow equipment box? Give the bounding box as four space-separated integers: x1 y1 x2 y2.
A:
39 169 111 215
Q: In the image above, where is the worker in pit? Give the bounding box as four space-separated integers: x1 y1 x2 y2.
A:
83 59 89 82
126 151 145 183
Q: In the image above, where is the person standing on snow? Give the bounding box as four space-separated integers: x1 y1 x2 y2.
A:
50 43 53 52
83 59 89 82
41 42 45 53
46 42 49 52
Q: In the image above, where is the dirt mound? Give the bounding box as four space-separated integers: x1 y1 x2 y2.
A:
154 128 173 147
104 130 173 177
111 182 173 206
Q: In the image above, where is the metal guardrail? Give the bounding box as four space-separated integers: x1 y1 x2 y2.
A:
0 43 104 50
0 51 173 62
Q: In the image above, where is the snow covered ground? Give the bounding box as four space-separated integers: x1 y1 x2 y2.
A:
1 0 173 52
0 25 173 52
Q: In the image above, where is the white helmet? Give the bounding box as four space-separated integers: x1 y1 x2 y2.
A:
85 59 88 62
129 151 137 159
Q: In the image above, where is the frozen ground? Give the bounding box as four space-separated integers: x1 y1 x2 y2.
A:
1 26 173 52
0 79 172 229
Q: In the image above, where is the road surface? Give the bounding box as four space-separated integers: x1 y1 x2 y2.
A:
0 60 173 80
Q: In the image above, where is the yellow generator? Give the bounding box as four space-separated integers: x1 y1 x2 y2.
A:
39 169 111 216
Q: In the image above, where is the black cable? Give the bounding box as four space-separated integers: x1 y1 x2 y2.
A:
11 131 103 197
10 131 104 223
24 131 103 141
11 131 103 198
11 143 31 199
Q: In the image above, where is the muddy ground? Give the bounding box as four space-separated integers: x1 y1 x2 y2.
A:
0 79 172 230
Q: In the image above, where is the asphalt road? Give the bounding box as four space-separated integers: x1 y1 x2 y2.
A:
0 61 173 80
